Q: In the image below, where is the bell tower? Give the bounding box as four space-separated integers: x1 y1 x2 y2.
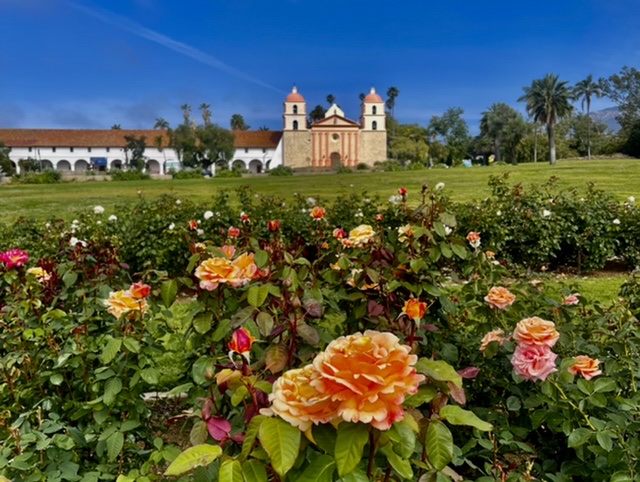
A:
360 87 386 132
283 86 307 131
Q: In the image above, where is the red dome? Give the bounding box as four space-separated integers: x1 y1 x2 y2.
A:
285 86 305 103
363 87 383 103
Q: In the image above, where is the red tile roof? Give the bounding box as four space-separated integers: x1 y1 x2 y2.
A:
0 128 282 149
231 130 282 148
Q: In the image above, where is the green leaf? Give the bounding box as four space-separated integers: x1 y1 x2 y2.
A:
451 244 468 259
161 279 178 308
240 415 266 461
241 460 268 482
567 428 592 448
440 243 453 258
596 432 613 452
50 373 64 386
101 337 122 364
425 420 453 471
387 422 416 458
295 454 335 482
610 472 634 482
122 337 140 354
416 358 462 388
256 311 274 337
382 445 413 480
63 271 78 287
141 367 160 385
593 377 617 393
335 423 369 477
248 285 269 308
193 313 213 334
337 470 369 482
164 444 222 476
120 420 140 432
313 424 337 456
254 249 269 269
219 459 243 482
104 377 123 406
258 417 301 478
212 318 232 343
190 420 209 446
439 406 492 431
106 431 124 462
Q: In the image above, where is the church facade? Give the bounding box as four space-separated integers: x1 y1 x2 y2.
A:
281 87 387 169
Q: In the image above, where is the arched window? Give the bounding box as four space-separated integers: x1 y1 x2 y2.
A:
372 106 377 115
293 105 298 114
372 121 377 131
293 120 299 131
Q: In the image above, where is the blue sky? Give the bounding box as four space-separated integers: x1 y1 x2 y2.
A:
1 0 637 134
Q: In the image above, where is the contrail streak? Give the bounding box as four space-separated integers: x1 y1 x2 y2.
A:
65 2 283 93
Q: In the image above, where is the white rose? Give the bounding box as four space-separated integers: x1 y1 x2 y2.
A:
93 205 105 214
108 215 117 222
203 211 214 220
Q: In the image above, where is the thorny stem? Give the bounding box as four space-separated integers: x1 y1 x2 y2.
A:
549 379 596 430
366 430 376 478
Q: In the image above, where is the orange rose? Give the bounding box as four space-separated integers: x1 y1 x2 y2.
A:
466 231 481 248
568 355 602 380
195 251 258 291
228 226 241 238
264 365 340 431
311 331 424 430
402 299 427 322
480 329 505 352
105 290 148 319
484 286 516 309
310 206 326 220
513 317 559 347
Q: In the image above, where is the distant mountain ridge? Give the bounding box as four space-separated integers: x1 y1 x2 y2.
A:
590 107 620 132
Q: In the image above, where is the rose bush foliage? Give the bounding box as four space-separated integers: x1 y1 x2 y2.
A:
1 180 640 481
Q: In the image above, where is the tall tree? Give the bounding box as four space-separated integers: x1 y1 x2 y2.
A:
154 117 170 130
308 105 326 125
518 74 573 165
480 103 526 164
230 114 250 131
573 75 604 159
258 125 270 131
359 93 366 103
601 66 640 131
326 94 336 106
427 107 471 165
111 124 121 130
123 135 147 170
0 143 15 176
181 104 192 124
200 103 212 126
386 87 399 119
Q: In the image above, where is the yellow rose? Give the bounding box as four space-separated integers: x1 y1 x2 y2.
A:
513 317 559 347
402 299 427 322
343 224 375 248
479 329 505 352
105 290 148 319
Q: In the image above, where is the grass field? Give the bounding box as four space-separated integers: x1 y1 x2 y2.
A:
1 158 639 224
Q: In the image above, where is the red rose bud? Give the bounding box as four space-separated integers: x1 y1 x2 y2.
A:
129 281 151 299
268 220 281 232
240 212 251 223
398 187 407 196
229 328 256 362
188 220 199 230
376 214 384 221
228 226 241 238
332 228 347 239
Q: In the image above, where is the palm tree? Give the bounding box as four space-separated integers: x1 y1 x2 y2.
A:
154 117 169 130
326 94 336 106
200 103 212 126
518 74 573 165
180 104 192 125
230 114 249 131
386 87 399 119
573 75 604 159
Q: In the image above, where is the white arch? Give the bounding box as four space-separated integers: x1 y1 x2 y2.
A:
248 159 263 174
110 159 123 170
232 159 246 170
146 159 160 174
74 159 88 172
56 160 71 171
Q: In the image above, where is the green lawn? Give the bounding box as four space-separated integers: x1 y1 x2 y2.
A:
1 158 639 223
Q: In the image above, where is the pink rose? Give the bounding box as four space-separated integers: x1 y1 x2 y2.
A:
564 293 580 306
511 343 558 382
